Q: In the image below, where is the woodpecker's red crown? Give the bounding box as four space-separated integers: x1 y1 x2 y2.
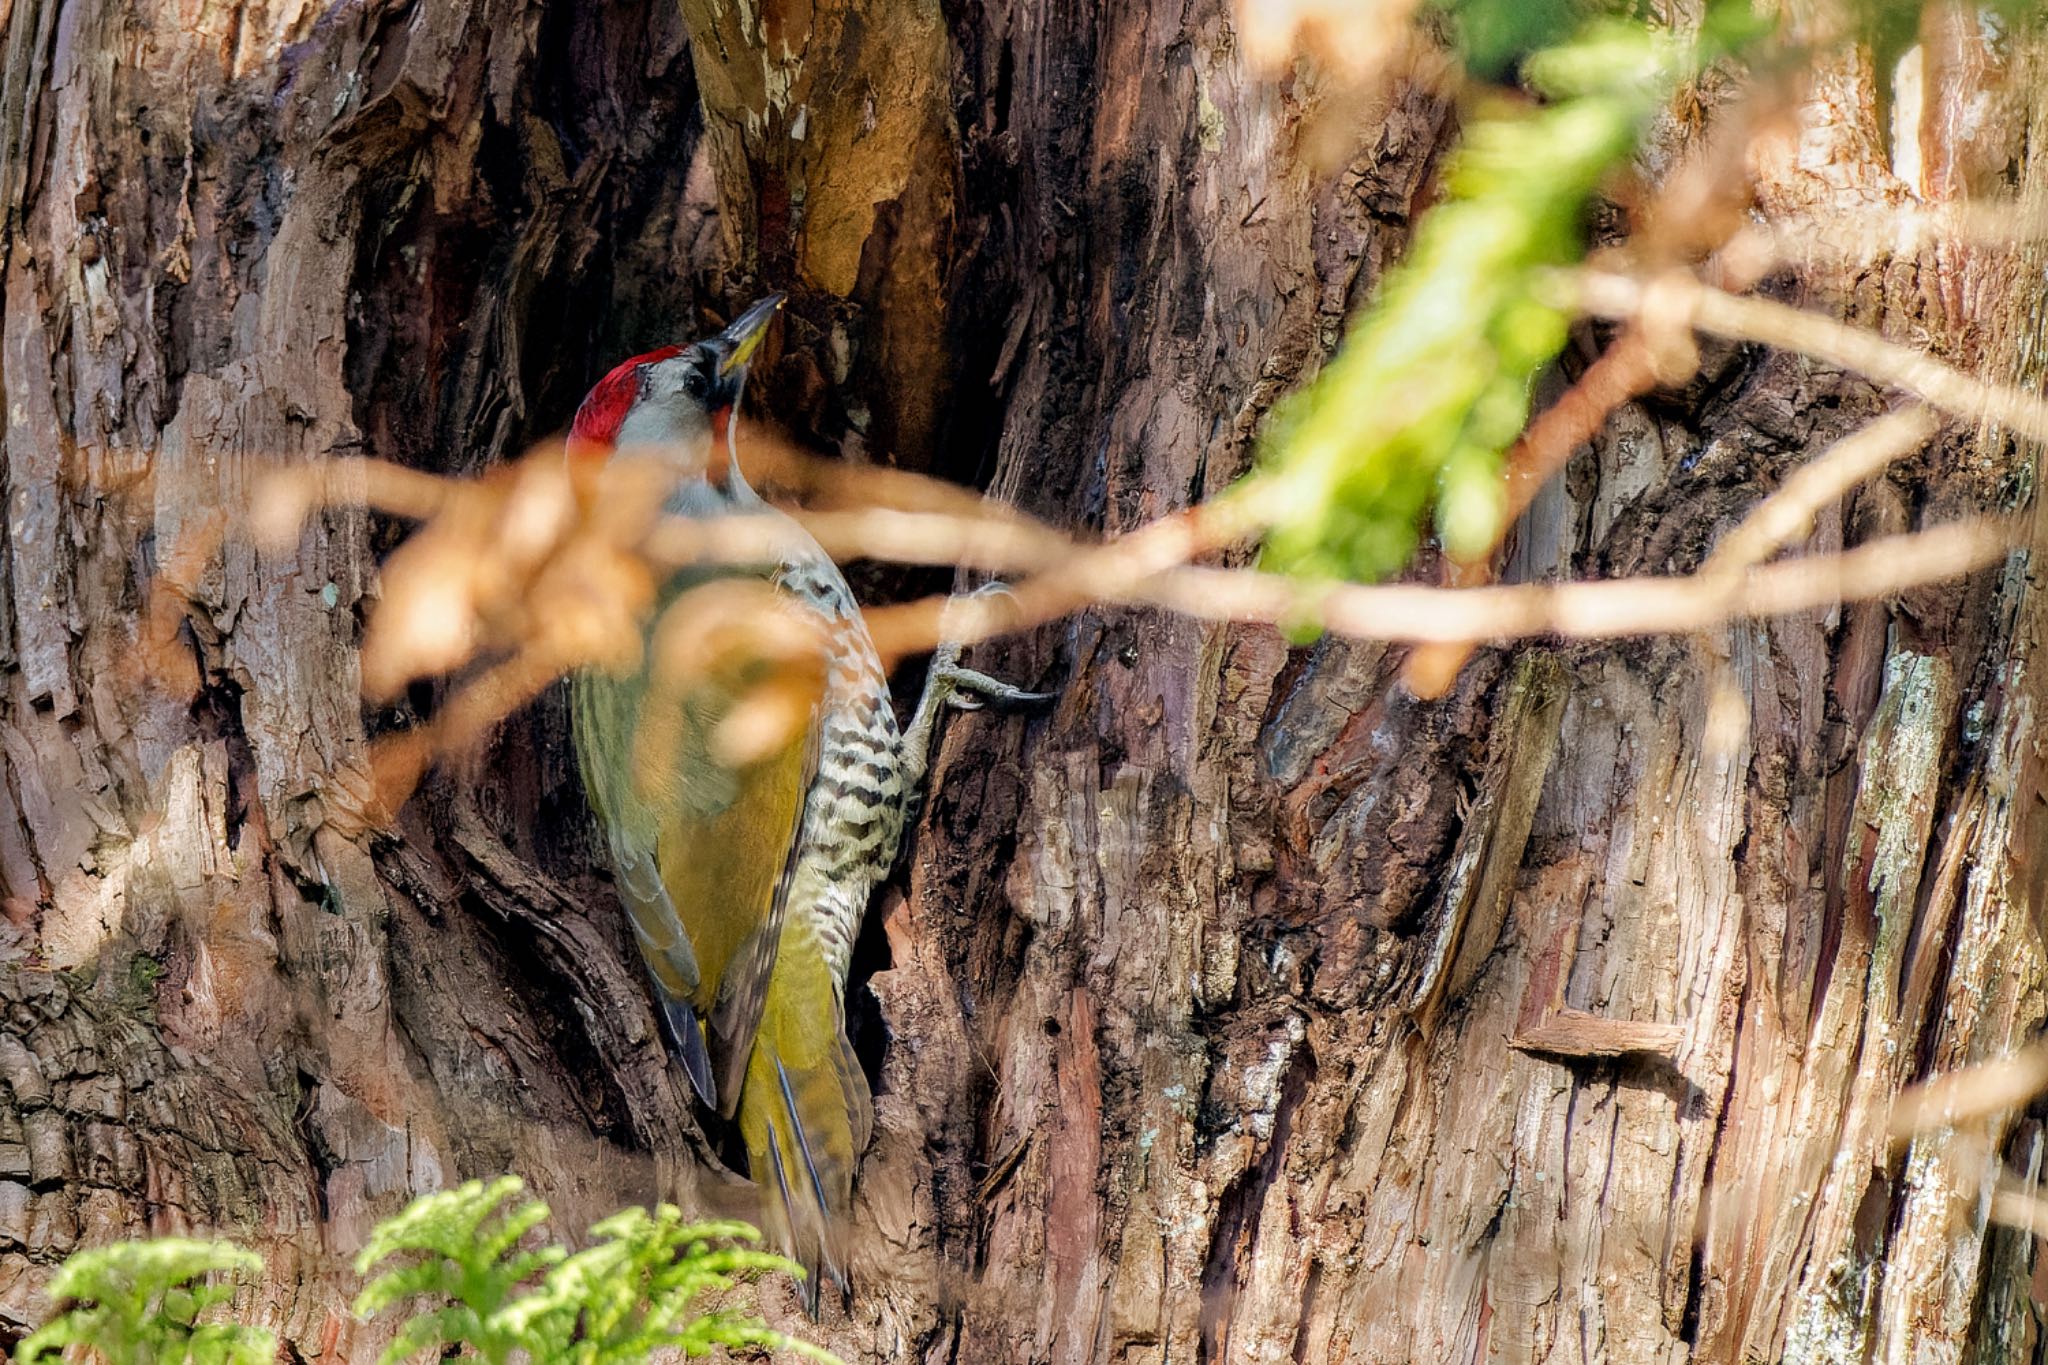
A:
569 345 685 456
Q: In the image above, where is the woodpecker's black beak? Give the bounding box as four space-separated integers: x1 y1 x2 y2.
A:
708 293 784 403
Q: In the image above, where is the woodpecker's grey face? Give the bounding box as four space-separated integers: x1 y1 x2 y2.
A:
614 348 721 463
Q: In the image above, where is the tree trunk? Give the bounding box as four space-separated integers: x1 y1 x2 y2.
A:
2 3 2044 1363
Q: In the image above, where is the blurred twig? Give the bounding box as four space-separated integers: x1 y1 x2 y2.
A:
1233 0 1426 78
255 446 2007 659
740 433 1043 522
856 497 1263 660
251 456 452 545
241 411 2009 826
805 506 2005 650
1145 520 2006 642
1702 407 1942 577
1569 268 2048 442
1904 1045 2048 1248
1990 1186 2048 1237
1723 201 2048 277
640 579 829 773
1890 1042 2048 1142
1694 406 1942 752
141 508 227 705
1414 240 2013 702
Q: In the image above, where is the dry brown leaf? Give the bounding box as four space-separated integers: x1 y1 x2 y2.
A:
1234 0 1425 77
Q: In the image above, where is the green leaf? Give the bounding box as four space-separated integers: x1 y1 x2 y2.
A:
351 1182 842 1364
15 1239 272 1365
1246 6 1770 606
1245 17 1695 593
17 1182 843 1365
352 1177 556 1364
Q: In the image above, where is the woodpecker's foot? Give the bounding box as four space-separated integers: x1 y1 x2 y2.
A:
931 663 1058 713
897 584 1056 800
925 583 1056 713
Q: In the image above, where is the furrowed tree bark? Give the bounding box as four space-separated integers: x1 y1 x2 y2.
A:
2 4 2046 1365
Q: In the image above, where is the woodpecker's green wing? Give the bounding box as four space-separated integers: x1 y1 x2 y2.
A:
575 668 709 1101
571 628 818 1117
651 704 818 1117
615 839 718 1100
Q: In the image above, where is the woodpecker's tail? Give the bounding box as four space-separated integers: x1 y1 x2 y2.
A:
739 1004 873 1317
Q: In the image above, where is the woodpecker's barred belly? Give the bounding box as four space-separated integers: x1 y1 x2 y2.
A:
773 553 904 990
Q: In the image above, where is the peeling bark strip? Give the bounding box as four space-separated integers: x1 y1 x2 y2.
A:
0 3 2045 1363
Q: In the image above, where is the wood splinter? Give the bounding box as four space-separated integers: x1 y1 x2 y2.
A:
1510 1009 1688 1063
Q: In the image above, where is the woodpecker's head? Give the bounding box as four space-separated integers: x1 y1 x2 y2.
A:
567 293 784 484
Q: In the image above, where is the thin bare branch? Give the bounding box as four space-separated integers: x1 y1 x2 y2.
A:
1704 406 1941 576
1988 1186 2048 1240
257 445 2010 658
647 505 1072 583
244 423 2010 818
1232 0 1424 77
859 518 2010 653
252 455 452 549
1155 520 2008 644
1694 405 1943 753
1570 269 2048 443
739 431 1047 522
1721 201 2047 279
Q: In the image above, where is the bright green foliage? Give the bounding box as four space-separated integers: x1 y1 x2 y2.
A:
1253 0 2007 589
13 1238 274 1365
353 1177 565 1364
1249 0 1781 590
1253 0 2002 594
17 1180 834 1365
492 1208 841 1364
1439 0 1581 77
1252 19 1692 585
1436 0 1968 99
1847 0 2031 62
352 1177 841 1365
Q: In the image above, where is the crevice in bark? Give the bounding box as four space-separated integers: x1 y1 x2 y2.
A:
1197 1040 1314 1364
290 1068 332 1225
845 895 896 1106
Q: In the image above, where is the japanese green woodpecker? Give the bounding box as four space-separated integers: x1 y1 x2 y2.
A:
565 295 1040 1312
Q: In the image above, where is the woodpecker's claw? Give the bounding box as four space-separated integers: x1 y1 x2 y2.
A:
936 665 1058 714
926 581 1055 714
898 582 1056 797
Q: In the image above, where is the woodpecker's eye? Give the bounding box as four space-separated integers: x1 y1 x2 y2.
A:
681 365 710 400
